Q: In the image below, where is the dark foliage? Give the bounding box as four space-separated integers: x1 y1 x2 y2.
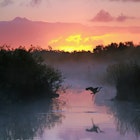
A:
92 41 140 102
0 46 63 103
107 62 140 101
30 41 140 64
93 41 140 62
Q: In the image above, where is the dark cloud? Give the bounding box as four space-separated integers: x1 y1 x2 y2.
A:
116 14 136 22
0 0 13 7
91 10 114 22
91 10 137 22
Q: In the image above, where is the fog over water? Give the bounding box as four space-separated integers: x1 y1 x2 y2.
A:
52 60 117 101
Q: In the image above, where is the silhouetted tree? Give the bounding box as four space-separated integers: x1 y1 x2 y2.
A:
93 45 103 54
103 43 118 52
0 46 63 103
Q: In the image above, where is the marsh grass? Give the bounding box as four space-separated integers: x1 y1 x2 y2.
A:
107 62 140 101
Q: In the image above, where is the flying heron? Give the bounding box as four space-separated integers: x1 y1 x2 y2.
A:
85 87 102 95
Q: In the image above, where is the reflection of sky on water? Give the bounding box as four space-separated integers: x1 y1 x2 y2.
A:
0 87 140 140
40 89 140 140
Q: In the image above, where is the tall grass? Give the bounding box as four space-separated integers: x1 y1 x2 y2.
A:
107 62 140 101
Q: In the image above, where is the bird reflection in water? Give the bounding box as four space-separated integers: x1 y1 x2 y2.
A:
86 119 104 133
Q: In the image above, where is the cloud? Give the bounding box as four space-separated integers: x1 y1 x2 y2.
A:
29 0 50 7
0 0 45 7
0 0 13 7
110 0 140 2
30 0 42 6
116 14 136 22
91 10 137 22
91 10 114 22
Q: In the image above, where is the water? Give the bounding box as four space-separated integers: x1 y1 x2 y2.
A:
1 86 140 140
38 89 140 140
1 62 140 140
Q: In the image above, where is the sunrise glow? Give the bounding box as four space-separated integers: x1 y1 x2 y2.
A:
0 0 140 51
48 33 140 52
49 34 93 52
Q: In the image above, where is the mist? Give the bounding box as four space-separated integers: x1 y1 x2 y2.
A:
40 42 140 102
42 53 117 103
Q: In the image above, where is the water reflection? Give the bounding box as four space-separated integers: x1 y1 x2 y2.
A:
2 89 140 140
107 101 140 138
0 99 65 140
86 118 104 133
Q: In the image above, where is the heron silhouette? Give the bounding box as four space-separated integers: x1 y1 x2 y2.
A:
85 87 102 95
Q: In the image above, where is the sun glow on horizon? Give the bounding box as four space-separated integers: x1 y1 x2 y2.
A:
48 33 140 52
48 34 101 52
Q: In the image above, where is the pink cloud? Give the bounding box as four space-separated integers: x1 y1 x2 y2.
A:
91 10 137 22
91 10 114 22
116 14 136 22
30 0 42 6
0 0 44 7
0 0 13 7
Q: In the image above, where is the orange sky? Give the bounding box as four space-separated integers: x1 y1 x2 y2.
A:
0 0 140 51
48 33 140 52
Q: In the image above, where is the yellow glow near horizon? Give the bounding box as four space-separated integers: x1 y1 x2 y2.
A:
65 34 82 44
49 37 62 44
48 33 140 52
55 45 92 52
49 34 95 52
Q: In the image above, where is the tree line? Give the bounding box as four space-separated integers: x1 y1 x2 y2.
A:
31 41 140 63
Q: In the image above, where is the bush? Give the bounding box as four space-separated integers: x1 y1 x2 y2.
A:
107 62 140 101
0 46 63 103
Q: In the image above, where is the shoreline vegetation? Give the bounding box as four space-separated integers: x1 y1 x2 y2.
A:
0 46 63 104
107 62 140 101
0 41 140 103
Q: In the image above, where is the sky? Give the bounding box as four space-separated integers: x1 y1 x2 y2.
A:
1 0 140 26
0 0 140 51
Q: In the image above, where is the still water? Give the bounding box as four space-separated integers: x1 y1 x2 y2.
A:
1 83 140 140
